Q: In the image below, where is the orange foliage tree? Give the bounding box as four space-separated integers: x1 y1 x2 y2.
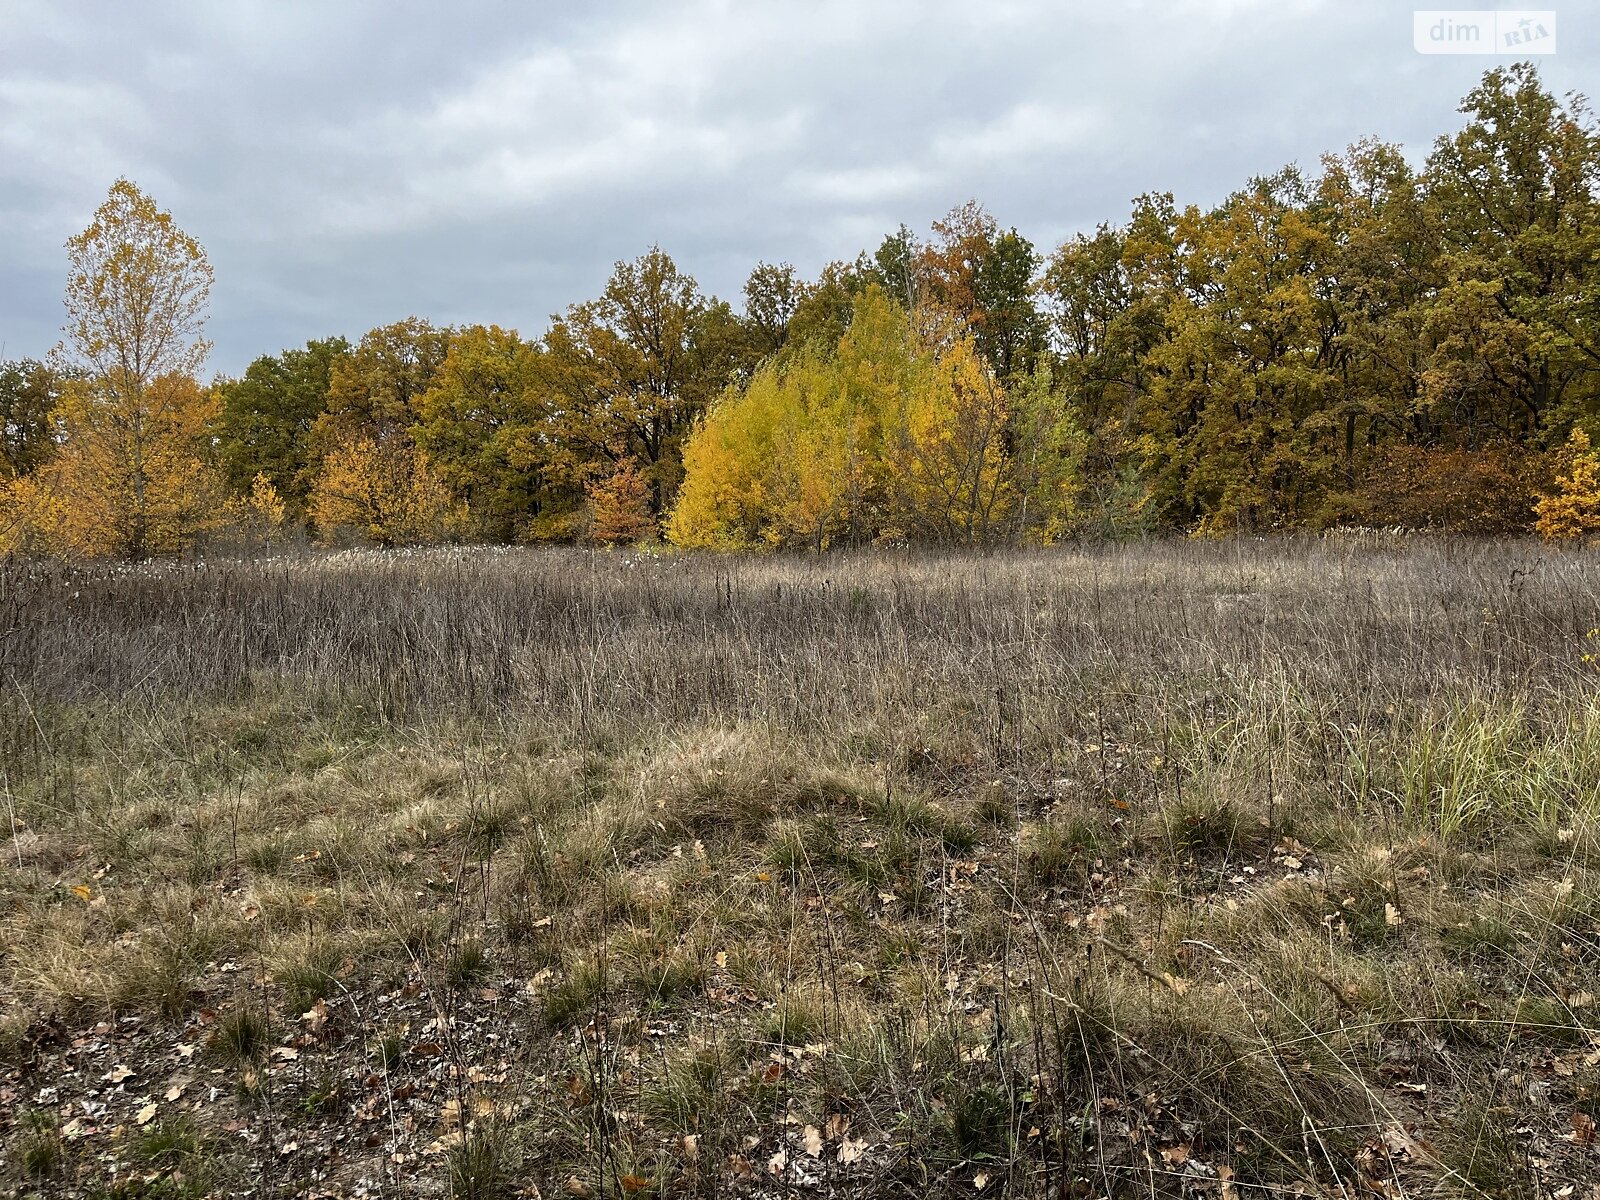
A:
586 457 656 545
1348 444 1538 534
3 373 226 557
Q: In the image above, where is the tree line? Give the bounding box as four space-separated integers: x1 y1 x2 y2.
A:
4 63 1599 558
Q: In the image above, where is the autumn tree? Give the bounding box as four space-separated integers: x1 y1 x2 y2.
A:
1123 172 1348 530
1535 428 1600 541
671 287 1026 549
312 318 451 452
670 290 911 550
309 437 460 546
1422 64 1600 443
226 471 292 547
1312 139 1436 489
886 331 1014 544
541 249 731 513
300 319 459 543
7 374 226 556
586 457 656 545
9 180 223 558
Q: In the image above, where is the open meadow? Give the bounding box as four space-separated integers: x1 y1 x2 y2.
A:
1 536 1598 1197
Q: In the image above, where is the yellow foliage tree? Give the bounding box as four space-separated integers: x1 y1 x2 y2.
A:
1535 428 1600 541
2 374 226 557
670 287 1021 549
667 368 787 549
221 471 291 547
309 438 462 546
7 179 225 558
887 334 1014 544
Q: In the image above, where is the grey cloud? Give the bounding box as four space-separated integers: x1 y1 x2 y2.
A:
1 0 1594 372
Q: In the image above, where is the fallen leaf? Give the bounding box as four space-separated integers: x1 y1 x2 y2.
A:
135 1102 158 1126
837 1136 866 1164
525 968 554 992
104 1064 134 1083
1574 1110 1597 1146
71 885 93 902
974 1170 990 1190
1385 903 1404 926
768 1147 788 1174
803 1125 822 1157
619 1175 651 1194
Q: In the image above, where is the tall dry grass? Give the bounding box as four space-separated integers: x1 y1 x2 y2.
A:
1 537 1596 1197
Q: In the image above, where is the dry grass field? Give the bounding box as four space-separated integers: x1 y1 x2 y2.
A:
1 537 1598 1198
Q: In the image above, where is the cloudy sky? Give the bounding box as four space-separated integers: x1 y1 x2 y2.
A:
1 0 1593 375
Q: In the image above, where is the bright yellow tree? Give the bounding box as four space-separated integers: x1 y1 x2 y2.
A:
1535 428 1600 541
667 377 778 549
671 287 1017 549
888 334 1014 544
222 471 291 547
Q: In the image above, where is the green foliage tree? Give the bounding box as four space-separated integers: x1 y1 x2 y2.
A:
413 324 552 540
215 337 349 516
741 261 805 360
0 359 61 479
1422 63 1600 443
540 248 728 514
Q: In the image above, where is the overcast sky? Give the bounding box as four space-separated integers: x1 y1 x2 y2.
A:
1 0 1594 375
